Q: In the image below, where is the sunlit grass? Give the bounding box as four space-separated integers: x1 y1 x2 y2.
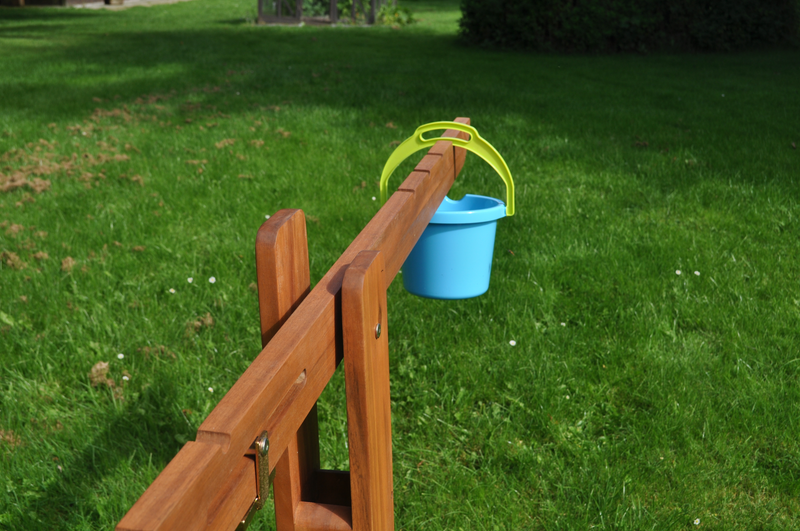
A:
1 0 799 529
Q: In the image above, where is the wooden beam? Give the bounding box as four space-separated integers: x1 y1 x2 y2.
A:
115 118 471 531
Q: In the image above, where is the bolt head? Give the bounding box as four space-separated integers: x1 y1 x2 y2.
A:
255 432 269 456
375 323 382 339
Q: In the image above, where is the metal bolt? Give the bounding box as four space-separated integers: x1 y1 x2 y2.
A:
375 323 382 339
254 431 271 511
255 432 269 457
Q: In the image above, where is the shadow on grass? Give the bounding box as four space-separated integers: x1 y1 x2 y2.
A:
2 6 799 197
5 376 189 530
0 7 105 22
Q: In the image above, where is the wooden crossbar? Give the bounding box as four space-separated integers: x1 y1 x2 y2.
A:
116 117 470 531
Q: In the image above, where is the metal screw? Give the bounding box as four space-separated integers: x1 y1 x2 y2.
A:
375 323 382 339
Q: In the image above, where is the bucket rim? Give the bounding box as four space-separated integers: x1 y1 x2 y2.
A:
430 194 507 225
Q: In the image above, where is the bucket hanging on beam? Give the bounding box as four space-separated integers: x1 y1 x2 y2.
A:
379 121 515 300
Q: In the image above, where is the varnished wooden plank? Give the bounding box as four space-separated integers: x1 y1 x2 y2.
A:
272 402 322 530
446 117 471 177
117 442 226 531
207 456 257 531
295 502 352 531
342 251 394 531
255 209 311 347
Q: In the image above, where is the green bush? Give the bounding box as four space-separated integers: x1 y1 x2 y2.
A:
376 3 416 26
459 0 800 52
303 0 329 17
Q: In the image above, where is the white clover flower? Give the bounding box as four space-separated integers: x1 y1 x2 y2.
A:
561 322 566 327
509 340 517 346
265 214 271 219
208 387 214 393
169 288 176 294
117 353 124 359
209 277 216 284
188 277 193 283
693 518 700 526
676 270 682 275
122 375 130 381
694 271 700 276
372 196 376 201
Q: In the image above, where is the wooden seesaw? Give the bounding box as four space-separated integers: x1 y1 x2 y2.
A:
116 117 471 531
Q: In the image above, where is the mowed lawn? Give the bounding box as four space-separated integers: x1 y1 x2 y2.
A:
1 0 800 529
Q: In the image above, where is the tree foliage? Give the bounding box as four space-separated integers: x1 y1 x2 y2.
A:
459 0 800 52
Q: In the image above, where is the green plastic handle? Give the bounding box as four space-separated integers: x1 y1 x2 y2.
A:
379 121 515 217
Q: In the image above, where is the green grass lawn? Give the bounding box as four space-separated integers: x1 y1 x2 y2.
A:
1 0 800 529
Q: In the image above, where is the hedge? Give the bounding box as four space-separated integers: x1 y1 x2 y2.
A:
459 0 800 52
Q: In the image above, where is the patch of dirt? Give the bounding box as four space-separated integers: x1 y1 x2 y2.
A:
89 361 113 387
186 312 214 335
0 430 21 448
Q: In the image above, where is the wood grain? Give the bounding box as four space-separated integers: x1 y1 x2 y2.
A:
207 455 257 531
117 442 225 530
255 209 311 347
342 251 394 531
295 502 352 531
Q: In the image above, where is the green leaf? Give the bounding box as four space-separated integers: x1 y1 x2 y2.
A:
0 312 15 327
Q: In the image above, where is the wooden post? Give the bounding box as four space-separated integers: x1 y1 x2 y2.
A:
368 0 375 24
255 209 311 347
329 0 337 22
255 210 322 531
342 251 394 531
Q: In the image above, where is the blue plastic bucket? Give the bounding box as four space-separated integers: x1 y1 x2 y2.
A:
402 194 506 300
